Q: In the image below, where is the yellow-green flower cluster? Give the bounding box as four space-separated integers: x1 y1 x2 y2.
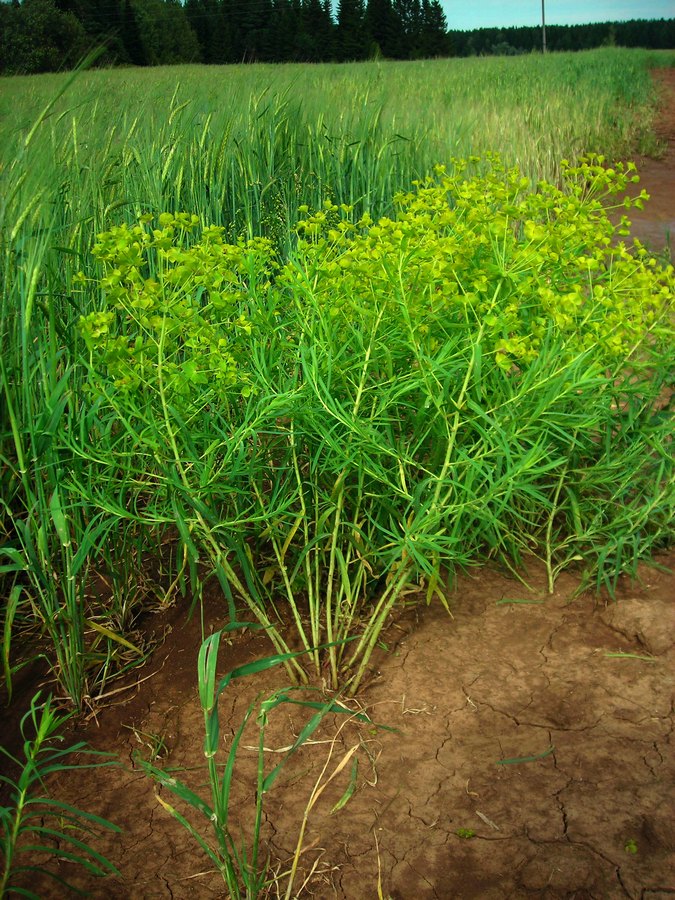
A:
80 158 673 409
291 154 673 371
79 213 275 401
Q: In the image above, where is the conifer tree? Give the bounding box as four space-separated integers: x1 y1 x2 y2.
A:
336 0 368 60
122 0 146 64
419 0 447 56
301 0 334 60
393 0 421 55
186 0 226 63
365 0 403 58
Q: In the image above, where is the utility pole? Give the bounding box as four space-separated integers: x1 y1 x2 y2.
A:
541 0 547 53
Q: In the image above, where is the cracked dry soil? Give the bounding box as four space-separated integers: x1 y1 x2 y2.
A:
24 551 675 899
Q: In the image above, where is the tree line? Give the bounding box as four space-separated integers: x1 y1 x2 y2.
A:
449 19 675 56
0 0 673 75
0 0 448 71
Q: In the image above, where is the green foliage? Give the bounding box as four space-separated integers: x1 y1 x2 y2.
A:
449 19 675 57
293 154 668 370
1 53 674 708
138 632 369 898
0 0 90 75
0 692 120 897
78 155 674 693
78 214 274 405
1 50 671 244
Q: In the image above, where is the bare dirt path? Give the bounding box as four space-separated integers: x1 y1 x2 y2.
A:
625 68 675 252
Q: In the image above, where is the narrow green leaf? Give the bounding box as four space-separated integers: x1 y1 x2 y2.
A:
604 652 657 662
497 746 555 765
85 619 143 655
495 598 545 606
331 756 359 814
2 584 23 701
48 488 70 548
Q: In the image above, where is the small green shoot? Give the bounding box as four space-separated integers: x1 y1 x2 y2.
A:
0 692 121 897
123 725 169 762
497 746 555 765
138 631 374 899
605 652 657 662
495 598 545 606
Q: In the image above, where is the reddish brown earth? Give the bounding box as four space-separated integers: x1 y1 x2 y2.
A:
13 553 675 899
623 68 675 252
3 73 675 900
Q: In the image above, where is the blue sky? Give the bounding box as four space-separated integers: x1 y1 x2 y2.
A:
442 1 675 31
